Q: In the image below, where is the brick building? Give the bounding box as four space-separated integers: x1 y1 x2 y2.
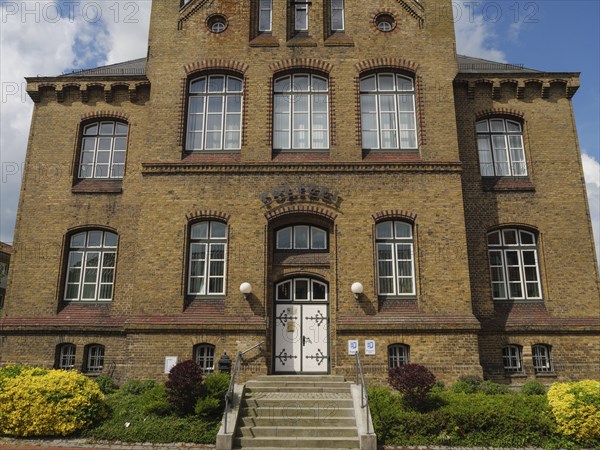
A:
1 0 599 385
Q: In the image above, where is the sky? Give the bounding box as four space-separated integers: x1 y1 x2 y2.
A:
0 0 599 261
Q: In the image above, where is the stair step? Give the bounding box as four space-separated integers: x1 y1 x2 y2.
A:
247 380 351 388
233 436 360 448
242 398 354 408
246 385 351 393
240 416 357 427
255 375 346 382
240 406 356 418
238 426 359 438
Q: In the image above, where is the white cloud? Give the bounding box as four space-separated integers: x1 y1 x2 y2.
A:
453 3 506 62
582 153 600 261
0 0 151 244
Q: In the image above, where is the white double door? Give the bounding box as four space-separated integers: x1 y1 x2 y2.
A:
274 303 329 373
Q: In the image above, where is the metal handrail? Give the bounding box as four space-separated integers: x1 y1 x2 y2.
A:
223 341 264 434
355 351 372 434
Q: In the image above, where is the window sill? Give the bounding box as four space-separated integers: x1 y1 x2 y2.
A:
72 179 122 194
481 177 535 192
287 34 317 47
534 372 557 378
272 150 330 162
324 32 354 46
250 33 279 47
493 299 545 304
504 372 527 378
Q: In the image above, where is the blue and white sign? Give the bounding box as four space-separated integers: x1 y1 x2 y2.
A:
365 340 376 355
348 340 358 355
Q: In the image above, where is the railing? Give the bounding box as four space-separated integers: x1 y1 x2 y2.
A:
355 351 372 434
223 341 264 434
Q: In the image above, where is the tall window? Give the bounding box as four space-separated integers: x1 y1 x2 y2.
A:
186 74 243 151
56 344 76 370
258 0 272 31
273 74 329 150
188 221 227 296
330 0 344 31
78 121 128 179
502 345 522 372
532 344 553 373
487 229 541 300
476 118 527 177
388 344 410 368
376 221 416 296
194 344 215 373
294 1 309 31
276 225 327 250
85 344 105 373
360 73 417 150
64 230 118 302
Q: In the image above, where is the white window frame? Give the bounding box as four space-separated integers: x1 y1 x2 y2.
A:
476 118 527 177
64 230 118 302
502 345 522 372
273 74 329 150
388 344 410 368
375 221 416 297
487 229 542 300
188 221 228 296
258 0 272 32
532 344 553 373
276 278 328 302
276 225 328 250
330 0 344 31
360 73 418 150
57 344 76 370
294 2 309 31
86 344 105 373
78 121 128 179
186 75 243 152
194 344 215 373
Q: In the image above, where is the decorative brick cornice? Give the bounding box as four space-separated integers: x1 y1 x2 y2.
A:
80 110 129 122
355 58 419 75
178 0 213 30
27 79 149 104
269 59 334 75
455 75 579 100
395 0 424 26
185 210 231 222
185 60 249 76
475 108 525 121
372 209 417 223
264 204 338 222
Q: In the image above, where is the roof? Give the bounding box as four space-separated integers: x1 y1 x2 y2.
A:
457 54 541 73
62 58 146 77
0 242 14 256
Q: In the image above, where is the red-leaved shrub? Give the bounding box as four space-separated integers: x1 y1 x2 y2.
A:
388 364 436 409
165 360 204 415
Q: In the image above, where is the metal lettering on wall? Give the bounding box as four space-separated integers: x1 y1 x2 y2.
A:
259 183 341 208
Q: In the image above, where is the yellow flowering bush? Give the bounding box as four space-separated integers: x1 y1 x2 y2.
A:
547 380 600 441
0 365 106 437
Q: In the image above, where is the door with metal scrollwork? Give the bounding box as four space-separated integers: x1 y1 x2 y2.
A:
273 278 329 374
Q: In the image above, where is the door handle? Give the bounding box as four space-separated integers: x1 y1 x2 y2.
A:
302 336 306 346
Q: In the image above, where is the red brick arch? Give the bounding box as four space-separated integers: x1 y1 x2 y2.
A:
264 204 338 222
475 108 525 121
372 210 417 224
185 60 249 76
269 59 334 76
185 210 231 222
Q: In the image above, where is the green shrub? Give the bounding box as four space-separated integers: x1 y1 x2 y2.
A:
547 380 600 441
431 381 445 392
522 380 546 395
140 385 173 416
368 386 404 443
95 375 118 394
195 397 222 418
457 374 483 387
202 372 230 401
451 380 479 394
479 380 508 395
120 379 157 396
0 365 106 437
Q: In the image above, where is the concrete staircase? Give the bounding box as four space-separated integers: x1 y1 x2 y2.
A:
233 375 361 450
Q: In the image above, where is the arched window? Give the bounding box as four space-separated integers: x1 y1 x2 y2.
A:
194 343 216 373
388 344 410 368
64 230 118 302
84 344 105 373
375 221 416 296
487 228 541 300
276 278 328 302
273 73 329 150
476 118 527 177
188 221 227 296
78 121 128 179
186 74 243 151
55 343 76 370
502 344 522 372
360 73 417 150
532 344 553 373
275 225 328 250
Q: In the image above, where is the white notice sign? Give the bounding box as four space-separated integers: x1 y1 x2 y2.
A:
164 356 178 374
365 340 376 355
348 340 358 355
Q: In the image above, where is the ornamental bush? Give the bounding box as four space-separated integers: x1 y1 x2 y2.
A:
165 360 204 415
0 365 106 437
388 364 436 410
547 380 600 441
521 380 546 396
